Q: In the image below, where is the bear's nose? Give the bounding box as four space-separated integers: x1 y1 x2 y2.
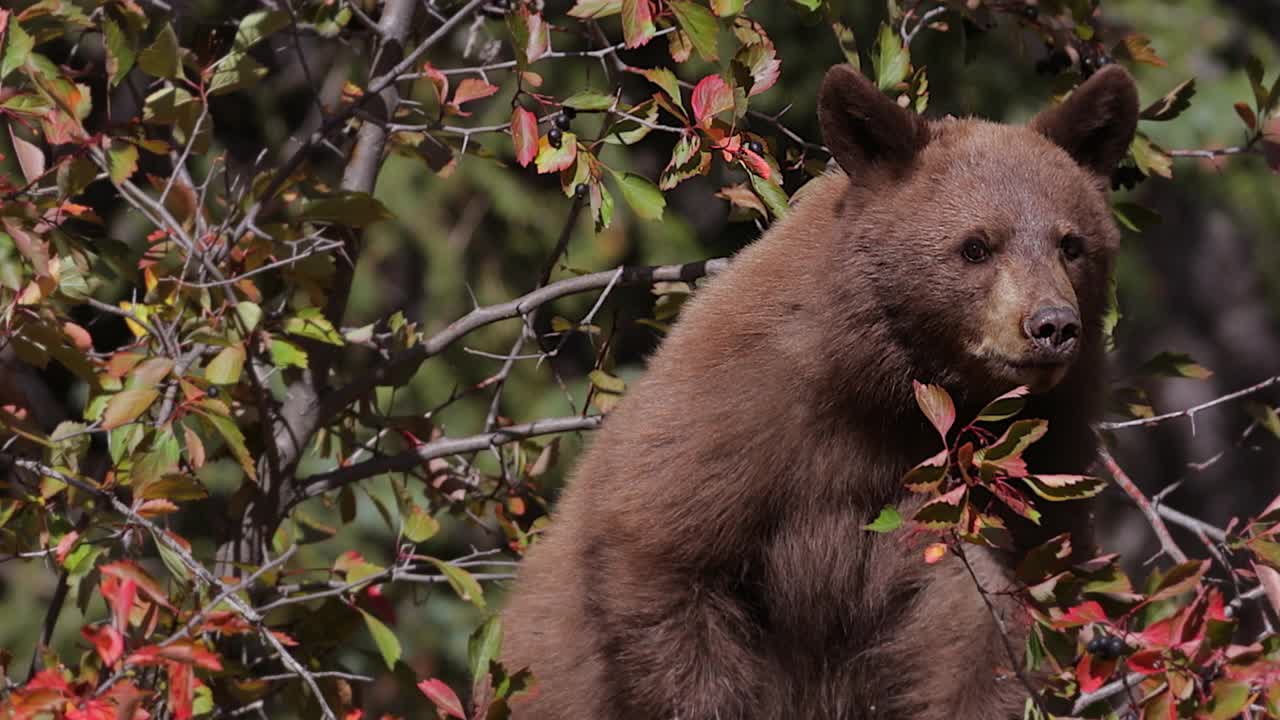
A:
1024 306 1080 352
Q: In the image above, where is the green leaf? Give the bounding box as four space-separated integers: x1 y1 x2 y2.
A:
233 301 262 333
1 19 33 81
138 22 182 79
874 22 909 91
197 404 257 481
102 388 159 430
1205 681 1251 720
269 338 309 369
153 530 192 583
831 22 860 71
231 10 289 51
299 191 394 226
403 505 440 544
107 140 139 185
468 616 504 682
568 0 622 18
1137 351 1212 380
427 558 487 609
535 132 577 174
669 1 719 62
710 0 744 16
748 172 788 219
562 91 615 111
1145 559 1209 604
284 308 344 346
103 17 137 87
1248 403 1280 439
208 51 268 96
205 343 245 385
634 67 682 106
610 171 665 221
791 0 822 9
358 608 402 670
976 386 1029 422
1021 474 1106 502
978 419 1048 465
1130 134 1172 179
588 370 625 394
863 506 902 533
903 448 948 493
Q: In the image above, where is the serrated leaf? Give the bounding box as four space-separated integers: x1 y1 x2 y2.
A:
427 558 486 608
913 381 955 440
874 22 909 91
748 172 788 219
903 448 948 493
284 308 344 346
1130 134 1172 179
1206 680 1251 720
107 141 139 185
299 191 393 226
1145 559 1209 604
233 301 262 333
231 10 289 51
914 486 966 529
669 1 719 61
1022 474 1106 502
864 506 902 533
103 17 137 87
269 339 308 369
535 132 577 174
205 343 245 385
691 74 734 126
510 106 538 167
979 419 1048 467
2 19 33 81
138 23 181 79
634 67 681 106
102 388 159 430
358 608 401 669
711 0 744 16
208 51 267 96
611 171 665 221
1123 34 1167 67
197 405 256 481
562 91 615 111
620 0 655 48
568 0 622 18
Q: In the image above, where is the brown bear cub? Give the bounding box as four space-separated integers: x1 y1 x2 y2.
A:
498 64 1139 719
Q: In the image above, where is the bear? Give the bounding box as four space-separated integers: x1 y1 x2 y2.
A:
495 63 1139 720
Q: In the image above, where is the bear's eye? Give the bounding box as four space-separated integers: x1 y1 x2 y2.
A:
1060 234 1085 261
961 237 990 264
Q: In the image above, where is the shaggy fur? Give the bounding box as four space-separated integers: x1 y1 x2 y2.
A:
497 65 1139 719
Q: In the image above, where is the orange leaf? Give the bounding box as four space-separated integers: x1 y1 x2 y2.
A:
923 543 947 564
511 106 539 168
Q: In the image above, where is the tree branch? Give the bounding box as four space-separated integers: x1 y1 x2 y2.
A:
291 414 603 507
1098 375 1278 431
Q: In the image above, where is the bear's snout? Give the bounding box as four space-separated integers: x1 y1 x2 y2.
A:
1023 305 1080 356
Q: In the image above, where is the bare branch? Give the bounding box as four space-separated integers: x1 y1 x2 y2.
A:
1098 375 1278 431
1097 444 1189 564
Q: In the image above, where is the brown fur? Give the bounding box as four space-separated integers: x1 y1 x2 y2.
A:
497 65 1139 719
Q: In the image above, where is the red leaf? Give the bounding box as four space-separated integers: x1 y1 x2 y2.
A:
913 380 956 441
101 561 174 610
1055 600 1106 628
511 106 538 168
690 74 734 127
168 662 194 720
1127 648 1168 676
450 78 499 116
421 63 449 106
417 679 466 719
1075 651 1116 694
62 321 93 351
101 576 137 631
82 624 125 666
126 641 223 671
55 530 79 564
621 0 655 48
740 147 771 180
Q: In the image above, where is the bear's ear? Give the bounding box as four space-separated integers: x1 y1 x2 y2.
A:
1030 65 1139 179
818 64 929 177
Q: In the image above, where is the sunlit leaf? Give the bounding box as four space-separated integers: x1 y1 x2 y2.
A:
359 609 401 669
102 388 159 430
669 1 719 61
138 22 182 79
864 506 902 533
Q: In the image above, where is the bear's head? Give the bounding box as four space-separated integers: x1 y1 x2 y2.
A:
816 65 1138 400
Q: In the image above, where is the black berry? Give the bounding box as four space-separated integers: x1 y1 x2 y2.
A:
1103 636 1126 657
207 386 220 398
1022 4 1038 19
547 127 563 149
561 106 577 120
555 113 572 131
745 140 765 156
1085 637 1103 654
574 183 589 199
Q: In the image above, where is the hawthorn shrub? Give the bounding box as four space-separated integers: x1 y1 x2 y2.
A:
0 0 1277 718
